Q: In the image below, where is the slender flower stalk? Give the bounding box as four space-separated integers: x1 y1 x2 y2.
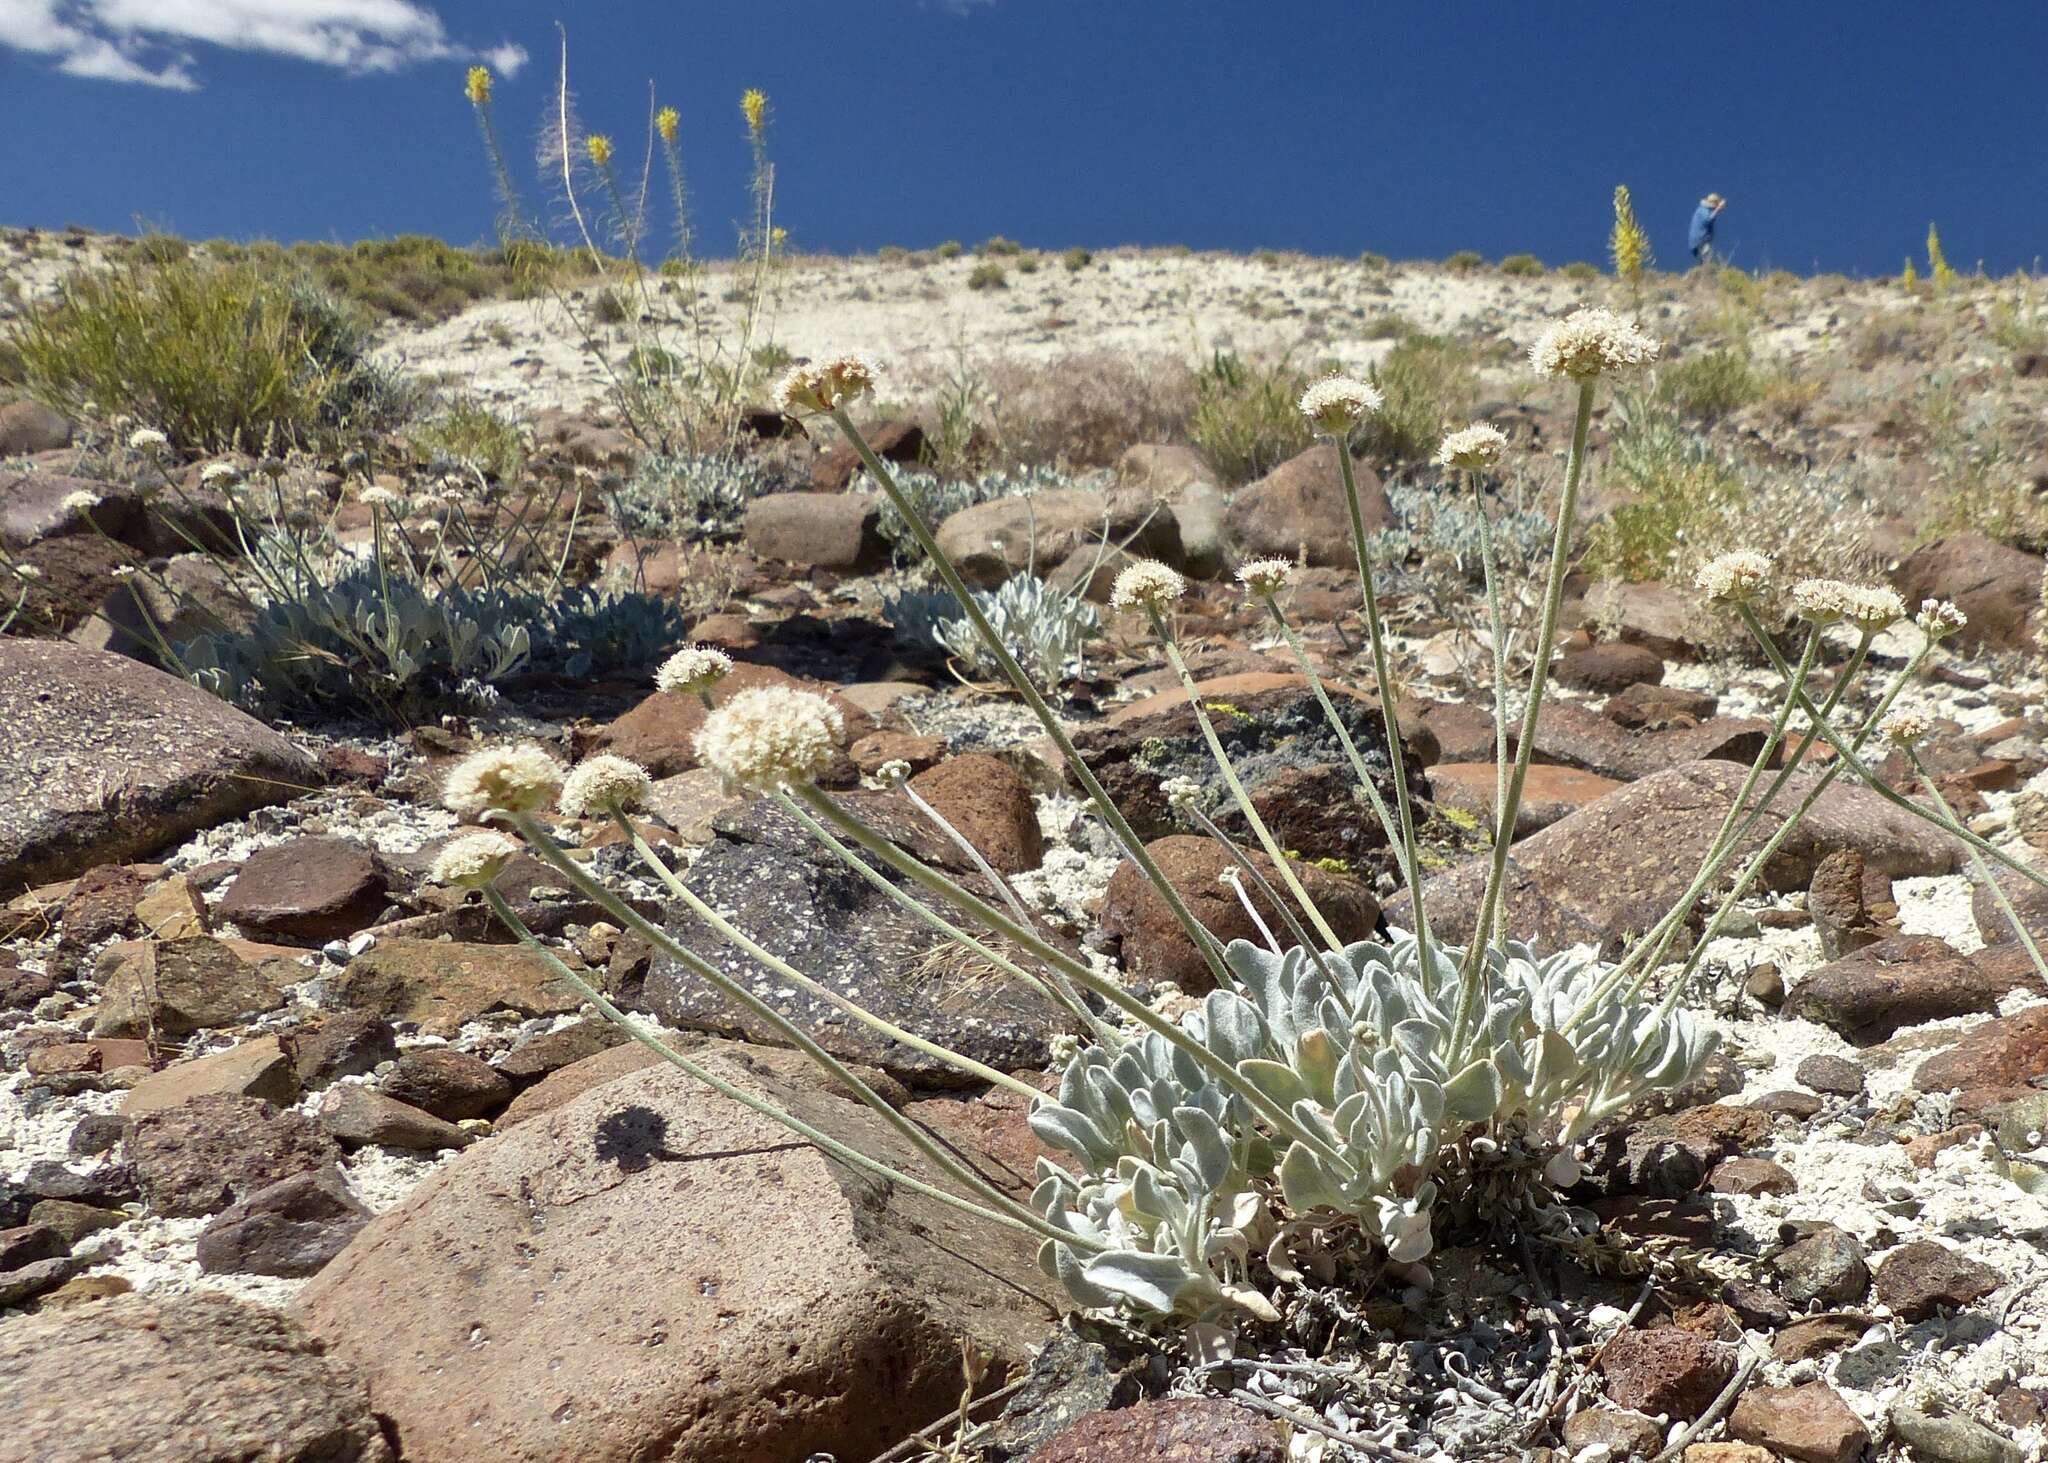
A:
479 887 1058 1242
1905 750 2048 983
826 403 1237 992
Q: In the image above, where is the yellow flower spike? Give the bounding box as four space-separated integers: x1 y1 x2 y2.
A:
465 66 492 106
585 134 614 168
656 106 680 144
769 226 788 252
740 88 768 136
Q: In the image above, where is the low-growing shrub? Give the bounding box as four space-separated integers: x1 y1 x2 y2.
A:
885 572 1100 685
1499 253 1543 277
979 236 1024 257
967 261 1008 291
1657 346 1764 421
935 239 964 260
1443 249 1484 271
1062 246 1093 273
16 257 413 451
1187 351 1310 484
407 398 525 481
611 452 779 537
1362 334 1479 463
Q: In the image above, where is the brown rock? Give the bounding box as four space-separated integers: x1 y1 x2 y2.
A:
1795 1053 1865 1097
1782 934 1998 1044
1426 761 1622 838
1808 849 1894 961
217 837 387 944
495 1042 668 1129
1607 682 1719 730
331 939 583 1035
1222 443 1391 565
0 641 318 893
1729 1382 1870 1463
1582 580 1722 660
0 1291 392 1461
1893 534 2044 653
291 1014 399 1087
1556 641 1665 692
1600 1326 1738 1420
379 1047 514 1120
1561 1407 1667 1459
317 1086 472 1151
1103 835 1379 992
122 1036 299 1116
294 1043 1057 1463
1915 1006 2048 1094
195 1166 370 1278
936 486 1182 587
909 753 1045 874
0 400 73 455
1874 1239 2002 1321
590 661 872 779
743 491 888 571
492 1018 626 1082
1119 443 1218 493
91 936 300 1039
127 1094 343 1219
1708 1156 1798 1195
811 418 924 491
850 730 946 777
1034 1398 1285 1463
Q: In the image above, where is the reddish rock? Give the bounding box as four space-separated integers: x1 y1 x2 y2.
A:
195 1167 370 1278
1555 641 1665 692
589 661 872 779
0 400 73 456
379 1047 514 1121
1103 835 1379 993
1782 934 2000 1043
1426 761 1622 838
1600 1326 1738 1420
811 418 924 491
908 753 1044 874
936 486 1181 587
743 491 888 571
126 1094 343 1219
1915 1006 2048 1095
1893 534 2043 653
1728 1382 1869 1463
1222 443 1391 565
1606 682 1718 729
217 837 386 944
1772 1315 1871 1363
1708 1156 1798 1195
317 1087 472 1151
1874 1239 2002 1321
849 730 946 777
1034 1398 1285 1463
330 939 584 1037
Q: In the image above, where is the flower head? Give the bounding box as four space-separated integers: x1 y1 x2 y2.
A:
360 486 402 509
873 758 912 785
465 66 493 106
1528 307 1660 379
1235 557 1295 597
442 744 563 817
60 490 99 515
1696 550 1772 604
1298 375 1382 436
740 88 768 136
585 134 614 168
775 354 880 416
431 830 520 888
695 686 844 791
655 644 734 696
1434 422 1509 472
1916 599 1967 639
1790 578 1905 631
11 564 42 581
559 754 653 818
1879 709 1932 748
1161 775 1203 811
111 564 138 580
1109 559 1186 615
199 461 241 487
656 106 680 144
128 427 168 454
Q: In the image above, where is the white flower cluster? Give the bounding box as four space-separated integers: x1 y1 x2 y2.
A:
1528 307 1660 379
1879 708 1932 747
1790 578 1906 631
872 758 912 785
127 427 168 453
1434 422 1508 471
199 462 241 487
1297 375 1383 435
430 830 522 888
1235 557 1295 596
442 744 563 817
654 644 734 696
60 490 100 515
1109 560 1186 615
360 486 402 508
1915 598 1968 639
558 754 653 818
1160 774 1203 811
1696 550 1772 603
776 354 880 416
694 685 844 791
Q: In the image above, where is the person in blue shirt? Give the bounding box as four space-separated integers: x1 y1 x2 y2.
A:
1689 193 1726 264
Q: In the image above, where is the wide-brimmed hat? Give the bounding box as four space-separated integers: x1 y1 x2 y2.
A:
1704 192 1726 208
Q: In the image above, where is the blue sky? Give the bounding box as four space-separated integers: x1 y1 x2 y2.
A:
4 2 2046 277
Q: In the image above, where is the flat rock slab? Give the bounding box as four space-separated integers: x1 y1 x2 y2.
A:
645 797 1069 1086
0 1291 392 1462
294 1041 1057 1463
332 938 584 1036
0 641 317 894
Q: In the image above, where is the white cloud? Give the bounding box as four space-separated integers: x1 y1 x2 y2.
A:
0 0 525 89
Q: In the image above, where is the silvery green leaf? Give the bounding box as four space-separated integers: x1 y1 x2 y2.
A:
1204 991 1268 1065
1173 1105 1231 1190
1028 1104 1116 1167
1054 1243 1122 1308
1236 1058 1312 1112
1079 1249 1196 1314
1444 1058 1503 1122
1128 1162 1182 1222
1278 1142 1344 1212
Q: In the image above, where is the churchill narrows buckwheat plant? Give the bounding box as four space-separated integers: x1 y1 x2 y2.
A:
437 310 2048 1364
